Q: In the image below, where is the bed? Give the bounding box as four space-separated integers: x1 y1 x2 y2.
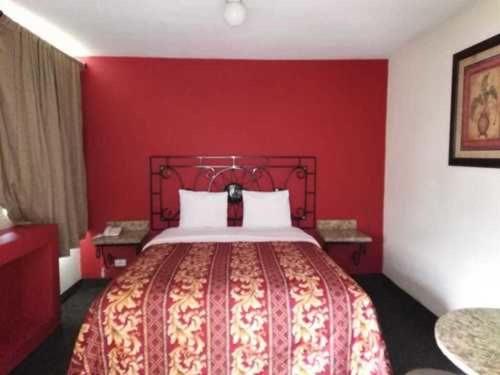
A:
68 156 391 374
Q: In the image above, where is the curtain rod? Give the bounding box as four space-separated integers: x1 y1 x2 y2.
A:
0 9 86 69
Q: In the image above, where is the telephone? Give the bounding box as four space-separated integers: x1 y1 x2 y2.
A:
103 225 122 237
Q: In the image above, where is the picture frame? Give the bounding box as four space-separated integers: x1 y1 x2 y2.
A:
449 33 500 168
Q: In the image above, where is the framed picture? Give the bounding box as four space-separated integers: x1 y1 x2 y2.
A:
449 33 500 168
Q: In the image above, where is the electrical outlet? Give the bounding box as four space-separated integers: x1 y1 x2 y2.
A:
114 258 127 267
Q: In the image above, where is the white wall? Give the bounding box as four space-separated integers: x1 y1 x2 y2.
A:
384 0 500 316
0 0 89 56
59 248 81 294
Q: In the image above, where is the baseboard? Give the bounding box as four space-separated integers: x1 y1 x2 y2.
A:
60 280 82 303
81 278 111 288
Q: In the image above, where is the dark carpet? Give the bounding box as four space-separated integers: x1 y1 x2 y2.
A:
11 275 461 375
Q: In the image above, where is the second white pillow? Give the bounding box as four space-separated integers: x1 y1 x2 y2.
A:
242 190 292 228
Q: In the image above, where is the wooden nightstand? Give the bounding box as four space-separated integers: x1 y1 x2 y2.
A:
93 220 150 268
317 219 372 265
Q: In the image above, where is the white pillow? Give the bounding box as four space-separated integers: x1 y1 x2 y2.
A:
242 190 292 228
179 190 228 228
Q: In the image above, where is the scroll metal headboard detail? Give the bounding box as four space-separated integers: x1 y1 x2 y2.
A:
150 155 316 231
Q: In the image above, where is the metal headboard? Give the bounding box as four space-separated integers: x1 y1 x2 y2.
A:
149 155 316 231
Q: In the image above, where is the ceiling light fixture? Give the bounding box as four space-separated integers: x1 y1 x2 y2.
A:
224 0 247 27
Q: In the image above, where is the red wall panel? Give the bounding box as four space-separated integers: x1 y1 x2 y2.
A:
0 225 60 373
81 57 388 277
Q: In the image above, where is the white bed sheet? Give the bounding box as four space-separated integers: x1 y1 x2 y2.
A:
143 226 320 251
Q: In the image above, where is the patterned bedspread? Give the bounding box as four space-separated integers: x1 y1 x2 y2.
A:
68 242 391 374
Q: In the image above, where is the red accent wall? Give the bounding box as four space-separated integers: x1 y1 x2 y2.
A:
81 57 388 277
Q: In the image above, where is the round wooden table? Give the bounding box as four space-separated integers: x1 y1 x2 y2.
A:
435 308 500 374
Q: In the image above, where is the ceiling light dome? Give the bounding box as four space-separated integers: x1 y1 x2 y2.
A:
224 0 247 27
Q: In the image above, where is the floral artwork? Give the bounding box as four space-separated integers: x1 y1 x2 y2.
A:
68 241 392 375
468 72 499 140
450 33 500 167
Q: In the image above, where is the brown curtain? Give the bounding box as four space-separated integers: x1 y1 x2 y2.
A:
0 14 88 256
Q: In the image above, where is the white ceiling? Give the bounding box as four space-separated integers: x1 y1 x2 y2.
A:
2 0 475 59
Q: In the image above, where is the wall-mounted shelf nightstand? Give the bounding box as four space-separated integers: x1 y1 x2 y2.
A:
317 219 372 265
93 220 149 268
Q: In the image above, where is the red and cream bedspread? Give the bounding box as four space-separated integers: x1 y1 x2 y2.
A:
68 241 391 374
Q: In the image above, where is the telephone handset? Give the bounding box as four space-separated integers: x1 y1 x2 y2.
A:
103 225 122 237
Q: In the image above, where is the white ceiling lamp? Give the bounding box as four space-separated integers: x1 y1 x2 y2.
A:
224 0 247 27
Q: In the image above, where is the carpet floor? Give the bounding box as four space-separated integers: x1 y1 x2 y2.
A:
11 274 462 375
